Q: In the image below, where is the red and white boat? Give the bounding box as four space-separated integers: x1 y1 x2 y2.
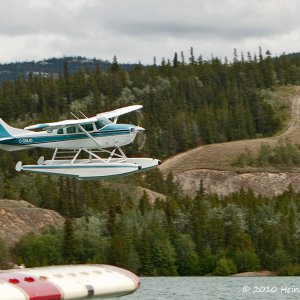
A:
0 264 140 300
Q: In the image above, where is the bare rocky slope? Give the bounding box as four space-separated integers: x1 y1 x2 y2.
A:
0 200 64 246
0 187 164 246
160 86 300 197
103 182 166 203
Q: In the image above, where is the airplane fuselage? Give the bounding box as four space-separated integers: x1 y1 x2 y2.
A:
0 124 139 151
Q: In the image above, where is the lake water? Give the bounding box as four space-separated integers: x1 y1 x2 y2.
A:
111 277 300 300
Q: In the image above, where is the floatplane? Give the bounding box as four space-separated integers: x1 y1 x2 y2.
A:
0 105 160 179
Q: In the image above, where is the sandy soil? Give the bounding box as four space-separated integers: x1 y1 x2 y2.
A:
232 270 274 277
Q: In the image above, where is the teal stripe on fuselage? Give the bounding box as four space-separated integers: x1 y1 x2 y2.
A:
1 129 130 145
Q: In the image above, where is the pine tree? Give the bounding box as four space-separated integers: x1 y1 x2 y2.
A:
110 56 120 72
62 217 76 264
173 52 179 68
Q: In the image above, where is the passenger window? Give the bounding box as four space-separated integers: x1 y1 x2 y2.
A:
81 123 94 132
57 128 63 134
67 127 76 134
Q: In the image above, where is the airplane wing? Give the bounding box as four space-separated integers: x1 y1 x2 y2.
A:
24 105 143 130
24 118 98 131
97 105 143 119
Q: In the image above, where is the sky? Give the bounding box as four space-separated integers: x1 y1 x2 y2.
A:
0 0 299 64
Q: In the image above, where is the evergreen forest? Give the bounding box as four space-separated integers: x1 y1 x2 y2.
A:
1 48 300 275
7 176 300 276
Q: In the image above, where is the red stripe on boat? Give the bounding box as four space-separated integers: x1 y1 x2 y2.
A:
0 272 62 300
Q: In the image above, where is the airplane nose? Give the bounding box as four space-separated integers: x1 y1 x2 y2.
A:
130 126 145 133
135 126 145 132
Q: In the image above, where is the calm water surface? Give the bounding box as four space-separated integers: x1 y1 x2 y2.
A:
110 277 300 300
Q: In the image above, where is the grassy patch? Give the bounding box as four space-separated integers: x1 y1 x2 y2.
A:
232 139 300 168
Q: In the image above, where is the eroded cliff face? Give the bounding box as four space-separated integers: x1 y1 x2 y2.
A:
176 169 300 198
0 200 64 246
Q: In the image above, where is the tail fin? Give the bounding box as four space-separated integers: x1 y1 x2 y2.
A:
0 118 12 139
0 118 30 140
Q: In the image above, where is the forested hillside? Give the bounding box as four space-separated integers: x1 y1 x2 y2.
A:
1 48 299 210
0 56 136 84
2 47 299 159
1 48 300 274
6 177 300 276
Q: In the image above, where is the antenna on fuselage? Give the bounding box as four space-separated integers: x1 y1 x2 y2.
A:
79 111 88 119
69 112 79 120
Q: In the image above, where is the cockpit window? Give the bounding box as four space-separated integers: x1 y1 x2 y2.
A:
57 128 63 134
95 121 102 130
96 117 112 130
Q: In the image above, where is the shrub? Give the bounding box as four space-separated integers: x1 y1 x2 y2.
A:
213 257 237 276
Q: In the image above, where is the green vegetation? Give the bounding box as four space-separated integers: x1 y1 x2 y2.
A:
233 139 300 168
8 173 300 275
1 48 300 274
0 47 297 161
0 238 9 268
213 258 237 276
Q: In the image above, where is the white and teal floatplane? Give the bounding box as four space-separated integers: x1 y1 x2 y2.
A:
0 105 160 179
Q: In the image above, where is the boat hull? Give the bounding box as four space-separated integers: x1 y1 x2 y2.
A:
0 264 140 300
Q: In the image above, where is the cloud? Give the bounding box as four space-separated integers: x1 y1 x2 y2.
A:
90 0 299 38
0 0 300 63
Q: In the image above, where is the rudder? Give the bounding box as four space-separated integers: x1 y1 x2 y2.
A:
0 118 12 138
0 118 31 139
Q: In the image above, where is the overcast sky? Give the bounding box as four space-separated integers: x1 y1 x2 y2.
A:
0 0 299 64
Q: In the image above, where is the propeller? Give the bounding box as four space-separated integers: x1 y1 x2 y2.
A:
135 109 146 150
136 130 146 150
136 109 144 126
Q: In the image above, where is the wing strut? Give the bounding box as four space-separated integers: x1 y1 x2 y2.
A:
79 111 88 119
78 125 103 149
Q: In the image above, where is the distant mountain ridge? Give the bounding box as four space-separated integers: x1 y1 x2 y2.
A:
0 56 138 84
